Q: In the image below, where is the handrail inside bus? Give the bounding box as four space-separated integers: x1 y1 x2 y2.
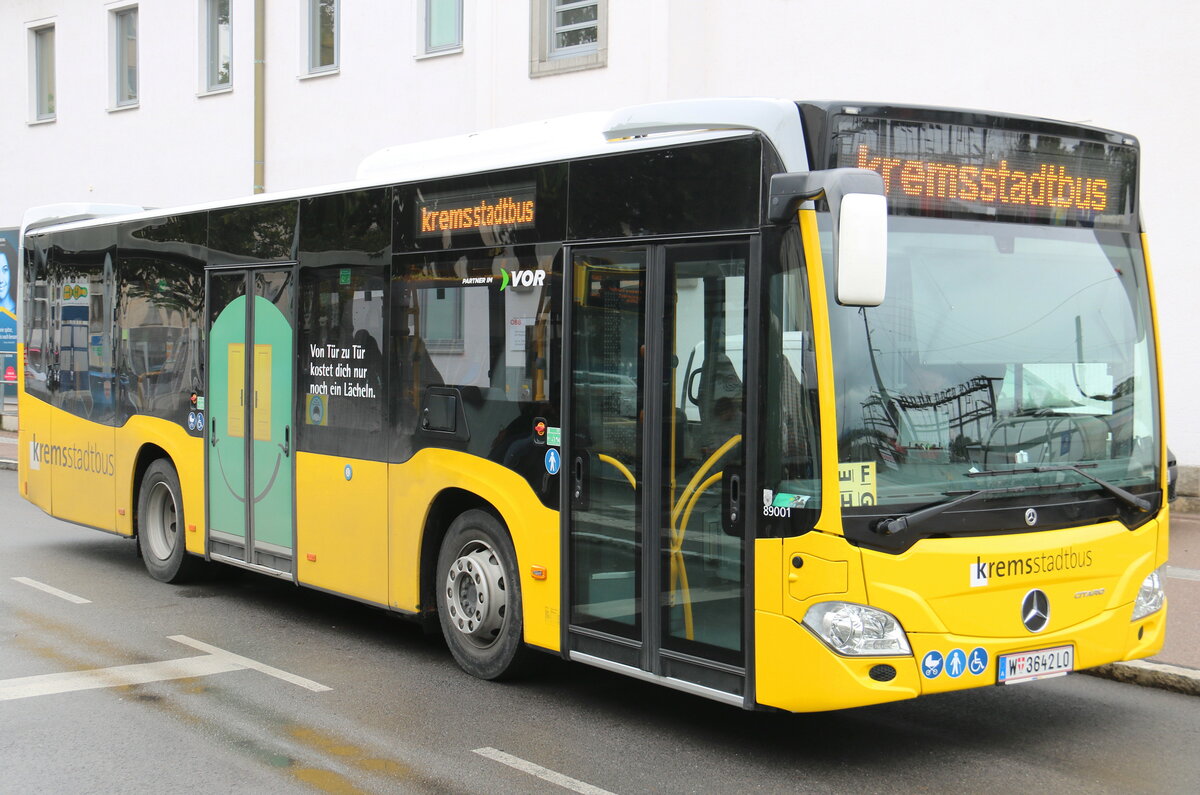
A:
666 433 743 641
597 454 636 490
671 435 742 529
669 470 724 641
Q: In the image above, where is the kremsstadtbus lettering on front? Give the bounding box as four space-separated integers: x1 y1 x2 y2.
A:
14 99 1169 712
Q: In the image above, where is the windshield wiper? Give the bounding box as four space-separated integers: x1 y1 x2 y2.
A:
875 482 1081 536
967 464 1152 513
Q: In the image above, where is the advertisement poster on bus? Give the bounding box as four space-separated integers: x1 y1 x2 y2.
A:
0 231 18 391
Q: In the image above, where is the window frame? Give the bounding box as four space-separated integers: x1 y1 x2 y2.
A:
306 0 339 75
530 0 607 78
202 0 233 93
28 22 56 122
110 5 139 109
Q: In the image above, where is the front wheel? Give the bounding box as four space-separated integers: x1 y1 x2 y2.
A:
436 510 529 680
137 459 198 583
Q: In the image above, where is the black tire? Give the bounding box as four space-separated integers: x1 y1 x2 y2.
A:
436 509 529 680
137 459 197 583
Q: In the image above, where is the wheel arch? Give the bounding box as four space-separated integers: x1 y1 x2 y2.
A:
130 442 173 540
418 488 502 623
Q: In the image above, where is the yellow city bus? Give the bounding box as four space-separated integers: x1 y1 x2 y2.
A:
15 99 1169 711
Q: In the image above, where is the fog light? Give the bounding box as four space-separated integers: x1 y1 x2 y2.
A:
802 601 911 657
1132 565 1166 621
869 664 897 682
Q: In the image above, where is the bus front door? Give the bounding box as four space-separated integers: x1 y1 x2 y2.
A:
205 267 296 575
566 242 751 703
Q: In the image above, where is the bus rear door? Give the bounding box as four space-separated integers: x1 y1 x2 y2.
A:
205 266 296 575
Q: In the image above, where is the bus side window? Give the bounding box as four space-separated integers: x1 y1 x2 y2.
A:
296 265 387 460
115 213 206 427
22 242 52 402
397 246 559 499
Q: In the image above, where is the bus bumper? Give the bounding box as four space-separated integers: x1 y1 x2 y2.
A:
755 599 1166 713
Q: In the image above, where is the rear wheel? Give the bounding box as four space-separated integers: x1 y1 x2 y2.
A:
436 510 528 680
137 459 197 583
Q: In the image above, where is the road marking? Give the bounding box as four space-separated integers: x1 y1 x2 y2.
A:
474 747 616 795
0 636 330 701
0 653 241 701
169 635 332 692
12 577 91 604
1166 565 1200 582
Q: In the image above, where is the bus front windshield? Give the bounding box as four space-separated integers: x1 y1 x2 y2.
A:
824 216 1160 539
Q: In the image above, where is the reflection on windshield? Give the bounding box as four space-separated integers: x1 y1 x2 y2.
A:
824 216 1159 512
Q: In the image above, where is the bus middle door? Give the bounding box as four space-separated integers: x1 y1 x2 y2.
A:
205 266 296 575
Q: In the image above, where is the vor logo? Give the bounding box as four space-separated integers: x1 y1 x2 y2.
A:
499 268 546 291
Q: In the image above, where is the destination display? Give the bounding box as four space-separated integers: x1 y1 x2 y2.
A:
416 184 536 237
830 113 1138 227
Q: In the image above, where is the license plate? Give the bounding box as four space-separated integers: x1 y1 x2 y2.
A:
996 645 1074 684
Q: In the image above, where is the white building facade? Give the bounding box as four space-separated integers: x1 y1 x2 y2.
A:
2 0 1198 481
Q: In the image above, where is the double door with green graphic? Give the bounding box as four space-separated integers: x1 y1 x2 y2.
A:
206 267 295 573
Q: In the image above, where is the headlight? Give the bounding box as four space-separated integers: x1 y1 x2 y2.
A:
1132 565 1166 621
802 601 912 657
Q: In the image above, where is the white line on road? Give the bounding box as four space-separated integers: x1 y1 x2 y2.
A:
474 747 616 795
0 653 241 701
0 636 331 701
12 576 91 604
1166 566 1200 582
169 635 332 692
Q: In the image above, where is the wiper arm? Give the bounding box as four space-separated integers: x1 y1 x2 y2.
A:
875 482 1080 536
967 464 1151 512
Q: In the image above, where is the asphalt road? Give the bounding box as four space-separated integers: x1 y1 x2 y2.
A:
2 468 1198 794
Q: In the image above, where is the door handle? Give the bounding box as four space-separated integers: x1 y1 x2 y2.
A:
281 425 290 457
210 418 217 447
722 468 744 536
728 473 742 525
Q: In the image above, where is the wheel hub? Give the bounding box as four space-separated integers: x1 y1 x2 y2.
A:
145 481 178 561
444 542 507 647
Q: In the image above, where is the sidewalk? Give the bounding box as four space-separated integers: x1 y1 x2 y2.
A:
0 427 14 471
0 424 1195 694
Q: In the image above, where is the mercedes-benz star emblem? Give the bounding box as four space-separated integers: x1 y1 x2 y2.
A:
1021 589 1050 633
1024 508 1038 527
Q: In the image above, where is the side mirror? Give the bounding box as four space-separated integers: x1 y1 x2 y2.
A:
768 168 888 306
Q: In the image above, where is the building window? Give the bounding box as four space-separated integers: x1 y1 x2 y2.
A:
32 25 56 121
308 0 338 72
418 288 465 354
205 0 232 91
424 0 462 55
550 0 599 56
113 7 139 107
530 0 607 78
